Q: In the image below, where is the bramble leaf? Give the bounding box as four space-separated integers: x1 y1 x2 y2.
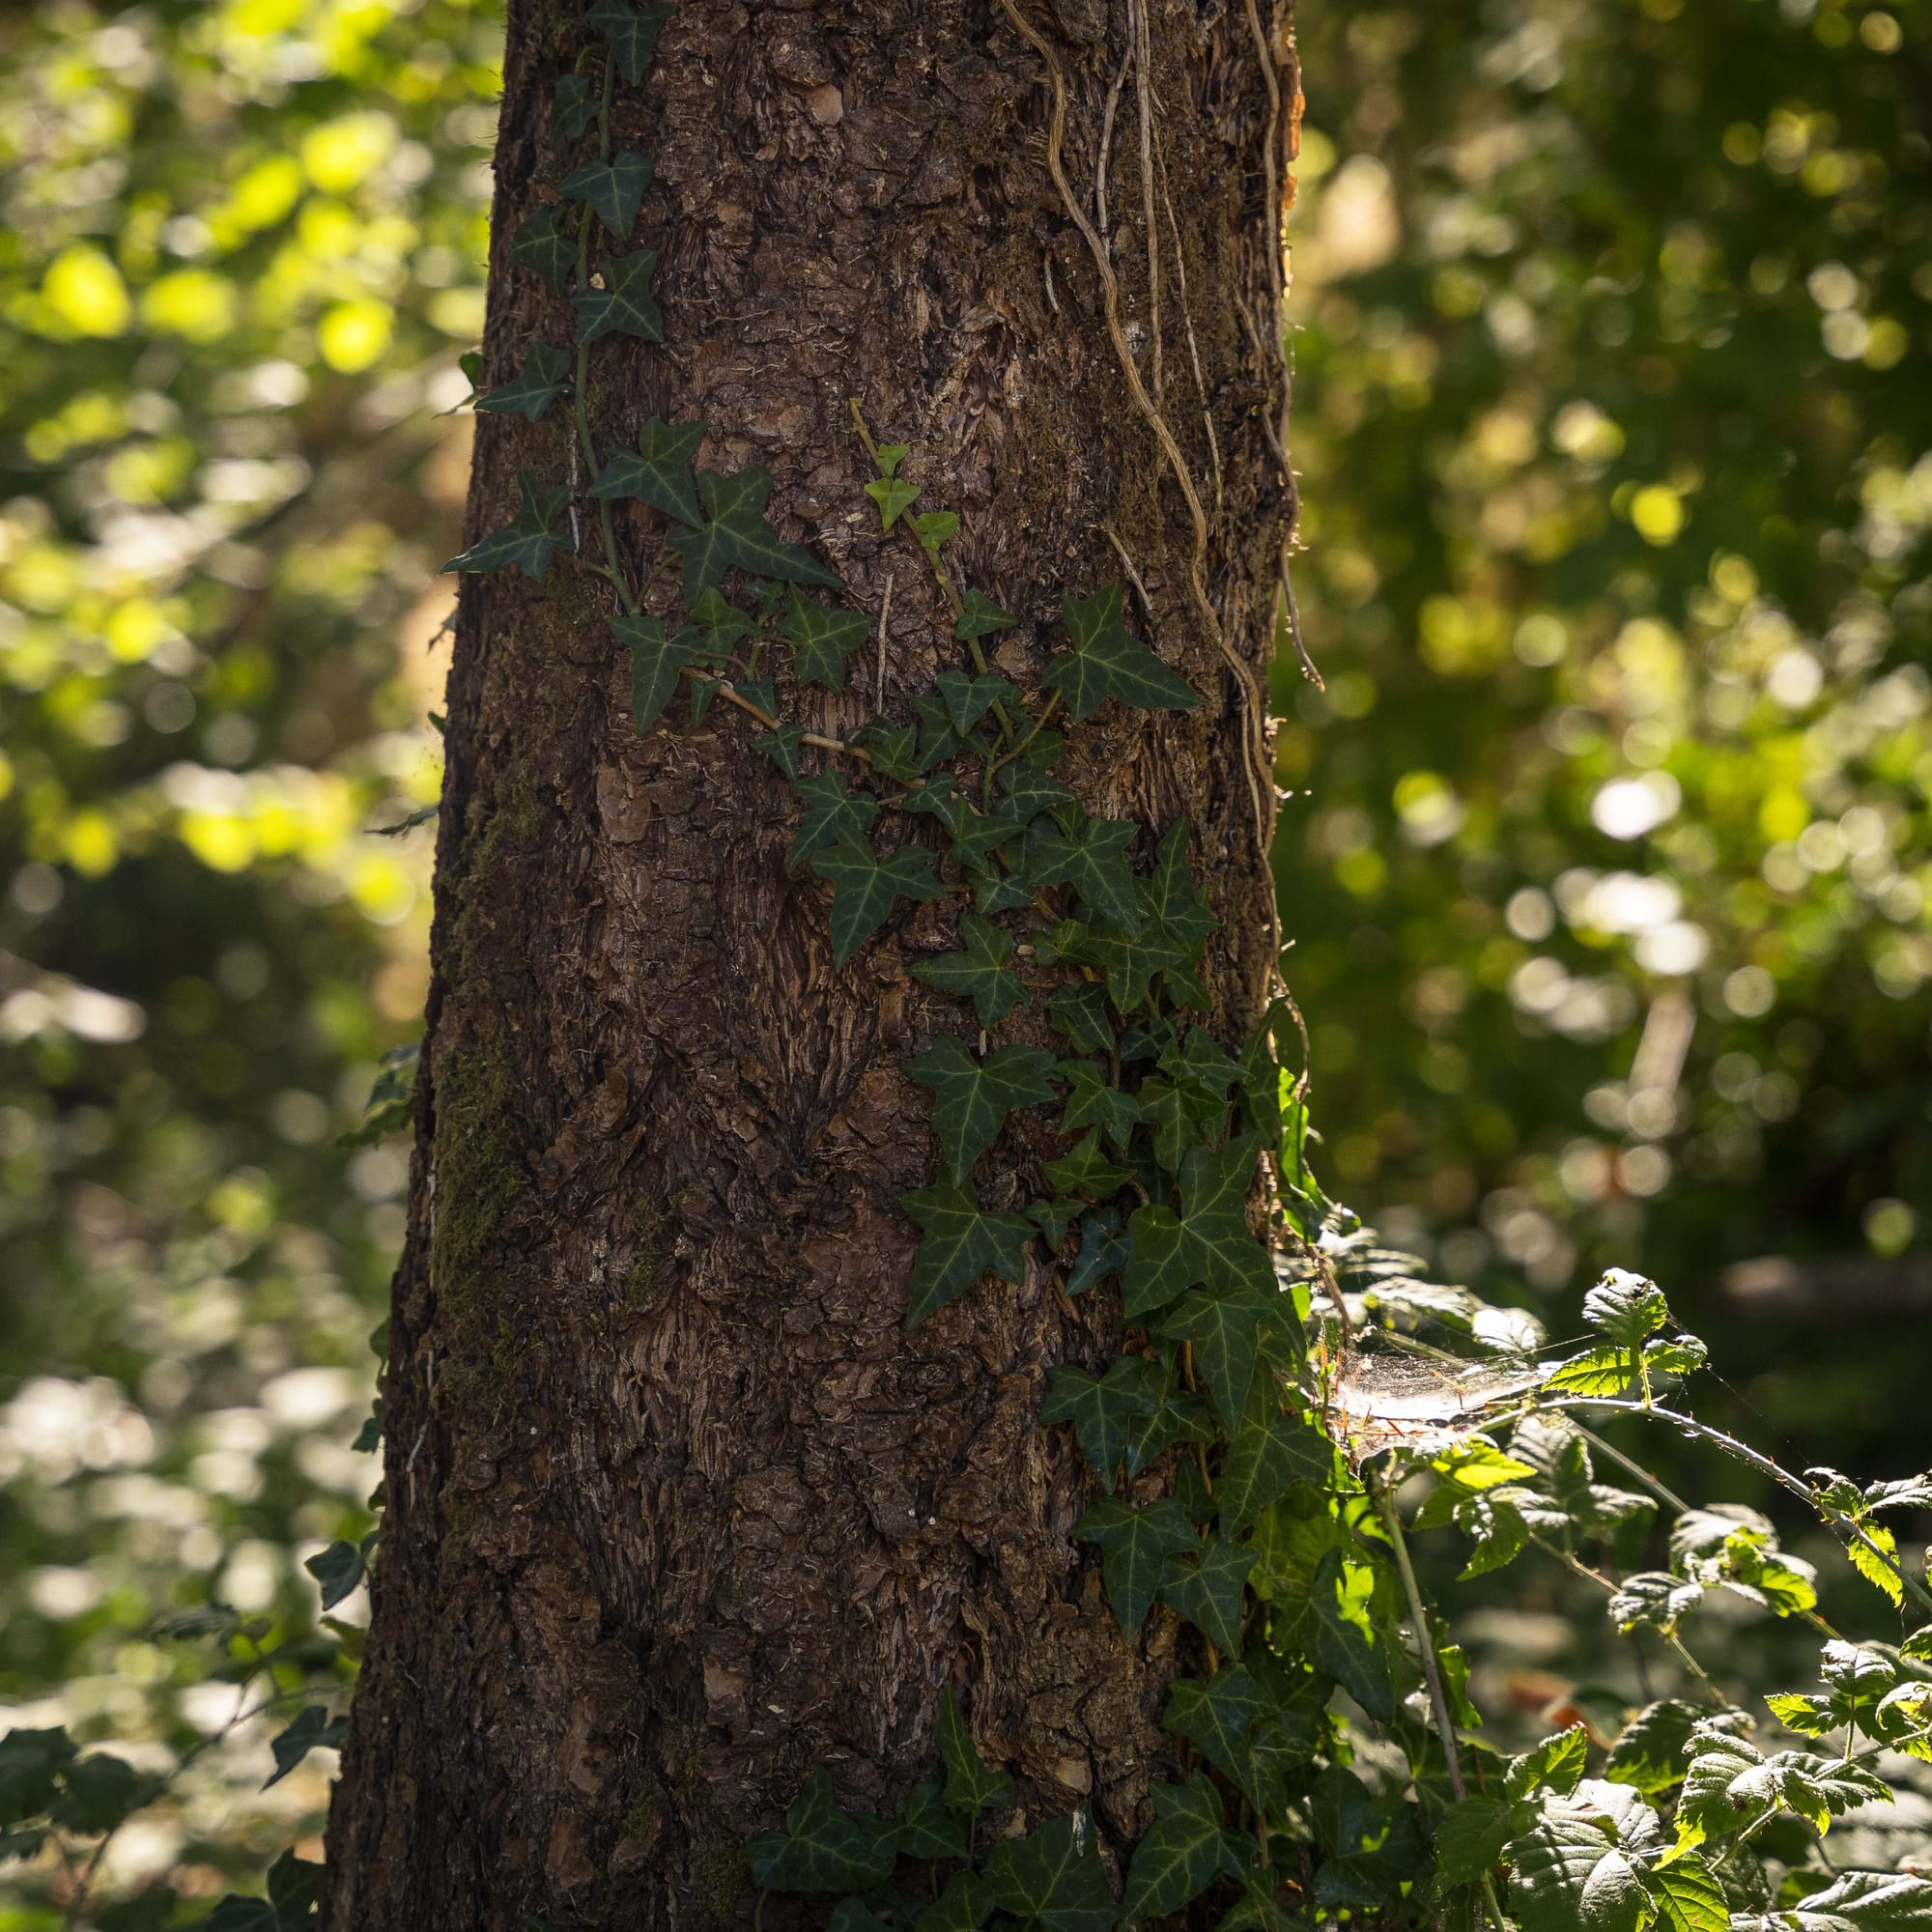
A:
1605 1699 1707 1795
475 340 571 421
912 914 1024 1028
1733 1869 1932 1930
590 416 706 526
900 1179 1033 1323
443 469 574 579
1581 1267 1672 1347
573 246 663 343
559 150 653 238
1043 582 1198 721
1639 1854 1731 1932
1435 1795 1522 1887
905 1035 1057 1178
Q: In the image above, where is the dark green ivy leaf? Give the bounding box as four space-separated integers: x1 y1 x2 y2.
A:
1039 1356 1161 1492
1217 1409 1337 1534
747 1769 897 1894
1043 582 1199 722
1143 818 1216 947
614 611 694 732
668 467 841 602
981 1809 1118 1932
304 1537 366 1611
935 668 1015 734
787 771 879 871
1122 1775 1250 1926
590 416 706 526
475 340 571 421
1025 811 1142 932
893 1778 969 1861
902 774 968 835
937 1689 1013 1816
1030 1197 1080 1246
509 204 577 292
810 836 942 966
443 469 574 580
1058 1061 1141 1151
264 1706 347 1789
0 1727 74 1824
1121 1135 1271 1320
911 913 1024 1027
996 750 1076 826
1066 1208 1130 1295
558 150 653 238
905 1035 1058 1178
914 1872 998 1932
900 1179 1033 1323
783 591 870 692
1156 1537 1253 1656
585 0 673 82
48 1753 148 1833
1162 1667 1271 1801
573 246 663 343
955 589 1016 640
755 724 803 777
552 72 599 139
1046 984 1115 1056
855 717 923 781
1042 1129 1133 1198
1074 1495 1199 1637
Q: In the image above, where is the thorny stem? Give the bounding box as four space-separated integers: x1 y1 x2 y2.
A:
1371 1471 1465 1802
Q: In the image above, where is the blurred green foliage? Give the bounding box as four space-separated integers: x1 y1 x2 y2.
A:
1282 0 1932 1467
0 0 498 1918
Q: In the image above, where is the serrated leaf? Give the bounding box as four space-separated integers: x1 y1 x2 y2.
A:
509 204 577 292
937 1689 1013 1816
810 836 942 965
1506 1811 1647 1932
1040 1356 1161 1491
1507 1725 1591 1802
981 1808 1117 1932
1435 1795 1521 1886
304 1538 365 1610
585 0 672 81
475 340 572 421
900 1179 1033 1323
787 771 879 871
1075 1495 1200 1636
1640 1854 1730 1932
668 466 841 602
559 150 653 237
956 589 1016 640
443 469 574 579
748 1769 896 1893
1156 1537 1252 1655
1581 1267 1672 1346
1735 1869 1932 1930
866 474 920 529
613 611 694 732
590 416 706 526
1043 581 1199 721
906 1036 1058 1179
264 1705 347 1788
1609 1571 1704 1634
573 246 663 343
912 914 1024 1028
1605 1699 1707 1795
1848 1522 1905 1608
1122 1775 1249 1924
783 591 871 692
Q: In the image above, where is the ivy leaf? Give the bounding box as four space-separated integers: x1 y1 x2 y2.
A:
873 443 909 478
1311 1766 1425 1909
1156 1536 1252 1655
1074 1495 1200 1637
1217 1409 1336 1533
558 150 653 238
205 1899 279 1932
590 416 706 526
264 1706 347 1788
1046 919 1191 1014
1058 1062 1140 1152
1162 1666 1271 1801
1310 1548 1398 1723
981 1809 1118 1932
1144 818 1216 947
937 1689 1013 1816
668 467 841 602
810 837 942 966
893 1778 968 1861
996 751 1076 826
783 774 878 873
0 1727 75 1823
1042 1129 1133 1199
585 0 673 81
49 1753 149 1833
900 1179 1033 1323
783 591 871 692
443 469 574 579
611 611 691 732
304 1538 366 1611
1149 1283 1288 1430
509 204 577 292
553 72 600 139
1122 1136 1270 1320
956 589 1016 640
1030 1197 1081 1247
1123 1387 1215 1479
915 1873 998 1932
905 1036 1058 1179
747 1770 896 1893
935 668 1016 735
1039 1356 1161 1491
865 474 921 529
913 510 958 552
1043 582 1198 722
911 913 1024 1028
955 814 1018 876
755 724 804 777
1047 986 1115 1056
475 340 572 421
1026 812 1142 932
1066 1209 1131 1295
573 246 664 343
1121 1775 1249 1925
1638 1855 1730 1932
1605 1699 1706 1796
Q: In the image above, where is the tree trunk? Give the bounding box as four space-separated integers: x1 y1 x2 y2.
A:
321 2 1295 1926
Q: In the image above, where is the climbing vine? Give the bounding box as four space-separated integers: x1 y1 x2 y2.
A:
7 7 1932 1932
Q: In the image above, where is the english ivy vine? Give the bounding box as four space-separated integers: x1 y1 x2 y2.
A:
10 8 1932 1932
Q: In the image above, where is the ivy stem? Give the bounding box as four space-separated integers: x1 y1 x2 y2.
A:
1532 1397 1932 1616
1370 1470 1464 1803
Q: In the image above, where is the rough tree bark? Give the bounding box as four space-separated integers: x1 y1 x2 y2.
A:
322 1 1298 1926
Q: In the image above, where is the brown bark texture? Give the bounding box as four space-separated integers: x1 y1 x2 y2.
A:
322 1 1298 1926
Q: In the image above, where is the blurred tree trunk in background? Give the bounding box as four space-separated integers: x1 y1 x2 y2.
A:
321 2 1294 1925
